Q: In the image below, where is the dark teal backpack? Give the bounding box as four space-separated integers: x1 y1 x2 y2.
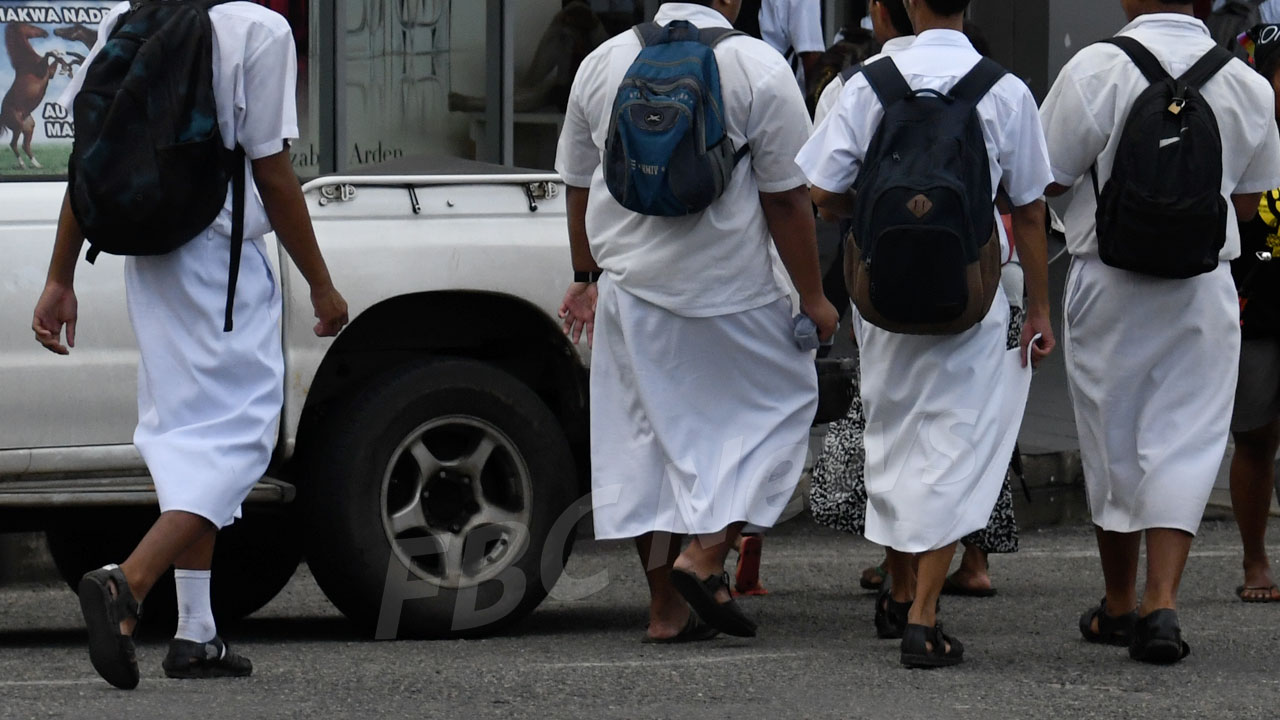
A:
604 20 748 216
69 0 247 331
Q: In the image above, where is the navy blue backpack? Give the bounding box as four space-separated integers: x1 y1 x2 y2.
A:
604 20 748 216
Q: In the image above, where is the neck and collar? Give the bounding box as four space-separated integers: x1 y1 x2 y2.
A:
903 0 964 35
655 2 735 28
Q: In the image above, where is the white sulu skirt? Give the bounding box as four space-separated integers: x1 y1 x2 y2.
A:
1063 256 1240 535
125 228 284 529
856 286 1033 554
589 277 818 540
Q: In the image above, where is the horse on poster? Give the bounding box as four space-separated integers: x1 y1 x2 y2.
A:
1 22 72 170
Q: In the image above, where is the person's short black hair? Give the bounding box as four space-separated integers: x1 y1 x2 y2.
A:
874 0 914 38
921 0 970 16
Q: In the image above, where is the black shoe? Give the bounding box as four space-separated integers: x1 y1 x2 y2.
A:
1129 609 1191 665
78 564 142 690
900 623 964 669
669 569 757 638
162 636 253 679
1079 598 1138 647
874 587 911 640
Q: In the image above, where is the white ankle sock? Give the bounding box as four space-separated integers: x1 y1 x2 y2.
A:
174 569 217 643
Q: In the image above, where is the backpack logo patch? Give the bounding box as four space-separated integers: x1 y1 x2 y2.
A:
907 194 934 219
645 112 664 126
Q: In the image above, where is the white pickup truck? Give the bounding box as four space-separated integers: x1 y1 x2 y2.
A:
2 157 593 639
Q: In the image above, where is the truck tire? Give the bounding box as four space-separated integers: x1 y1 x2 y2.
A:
301 359 579 639
45 506 302 633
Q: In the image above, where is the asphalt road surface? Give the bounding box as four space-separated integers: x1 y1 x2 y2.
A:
2 519 1279 719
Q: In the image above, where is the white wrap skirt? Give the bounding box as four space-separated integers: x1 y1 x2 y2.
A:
125 228 284 529
856 286 1033 553
1064 256 1240 535
589 277 818 540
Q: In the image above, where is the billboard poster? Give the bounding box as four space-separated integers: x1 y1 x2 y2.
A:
0 1 115 179
0 1 310 179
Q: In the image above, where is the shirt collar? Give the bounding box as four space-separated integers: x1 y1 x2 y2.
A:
1119 12 1210 37
654 3 733 29
883 36 915 53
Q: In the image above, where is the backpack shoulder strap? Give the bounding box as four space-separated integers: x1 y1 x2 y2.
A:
860 58 912 109
1098 36 1171 85
700 27 746 47
948 57 1007 108
1177 45 1235 90
634 22 665 47
840 60 866 84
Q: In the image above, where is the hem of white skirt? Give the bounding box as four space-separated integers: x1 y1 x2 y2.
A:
592 519 777 541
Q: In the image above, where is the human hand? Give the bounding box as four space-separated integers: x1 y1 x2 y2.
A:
32 281 78 355
1021 307 1056 369
558 282 598 347
801 294 840 343
310 284 349 337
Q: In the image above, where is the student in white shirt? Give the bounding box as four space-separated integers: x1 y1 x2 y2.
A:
814 0 914 127
556 0 838 643
797 0 1055 668
1041 0 1280 664
759 0 827 88
33 1 348 689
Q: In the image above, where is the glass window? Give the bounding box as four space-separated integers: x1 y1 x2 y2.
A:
342 0 486 170
507 0 640 170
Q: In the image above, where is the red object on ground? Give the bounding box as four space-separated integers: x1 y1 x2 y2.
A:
733 534 769 597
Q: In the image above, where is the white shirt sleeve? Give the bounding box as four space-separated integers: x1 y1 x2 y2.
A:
996 79 1054 207
745 58 814 193
796 81 873 194
554 61 601 189
236 23 300 160
812 76 842 127
1236 113 1280 194
786 0 826 54
1039 59 1110 188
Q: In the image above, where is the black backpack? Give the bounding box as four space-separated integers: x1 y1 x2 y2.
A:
68 0 246 331
1090 37 1234 280
844 57 1007 335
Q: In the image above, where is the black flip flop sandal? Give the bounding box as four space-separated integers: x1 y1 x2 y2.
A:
669 569 757 638
874 586 912 640
1129 609 1191 665
1079 598 1137 647
162 636 253 679
900 623 964 669
77 564 141 690
641 613 722 644
1237 585 1280 603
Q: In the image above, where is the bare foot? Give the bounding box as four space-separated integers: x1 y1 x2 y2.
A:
646 605 693 641
946 568 993 594
1239 561 1280 602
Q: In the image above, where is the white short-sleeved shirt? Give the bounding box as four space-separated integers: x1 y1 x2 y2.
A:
555 2 812 317
797 30 1054 259
812 36 914 126
61 2 300 240
759 0 826 56
1040 13 1280 260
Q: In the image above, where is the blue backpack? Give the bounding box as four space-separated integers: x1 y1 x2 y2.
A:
604 20 748 216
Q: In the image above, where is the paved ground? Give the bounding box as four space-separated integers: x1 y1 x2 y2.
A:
2 518 1279 719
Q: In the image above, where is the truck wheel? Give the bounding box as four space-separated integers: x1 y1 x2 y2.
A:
301 359 579 639
45 506 301 633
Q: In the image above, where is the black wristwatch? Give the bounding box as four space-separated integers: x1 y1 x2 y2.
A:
574 270 602 283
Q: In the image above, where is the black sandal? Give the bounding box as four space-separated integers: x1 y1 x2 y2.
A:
1129 609 1191 665
162 636 253 679
1078 598 1138 647
669 569 757 638
874 587 911 640
641 613 721 644
78 564 142 690
900 623 964 668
